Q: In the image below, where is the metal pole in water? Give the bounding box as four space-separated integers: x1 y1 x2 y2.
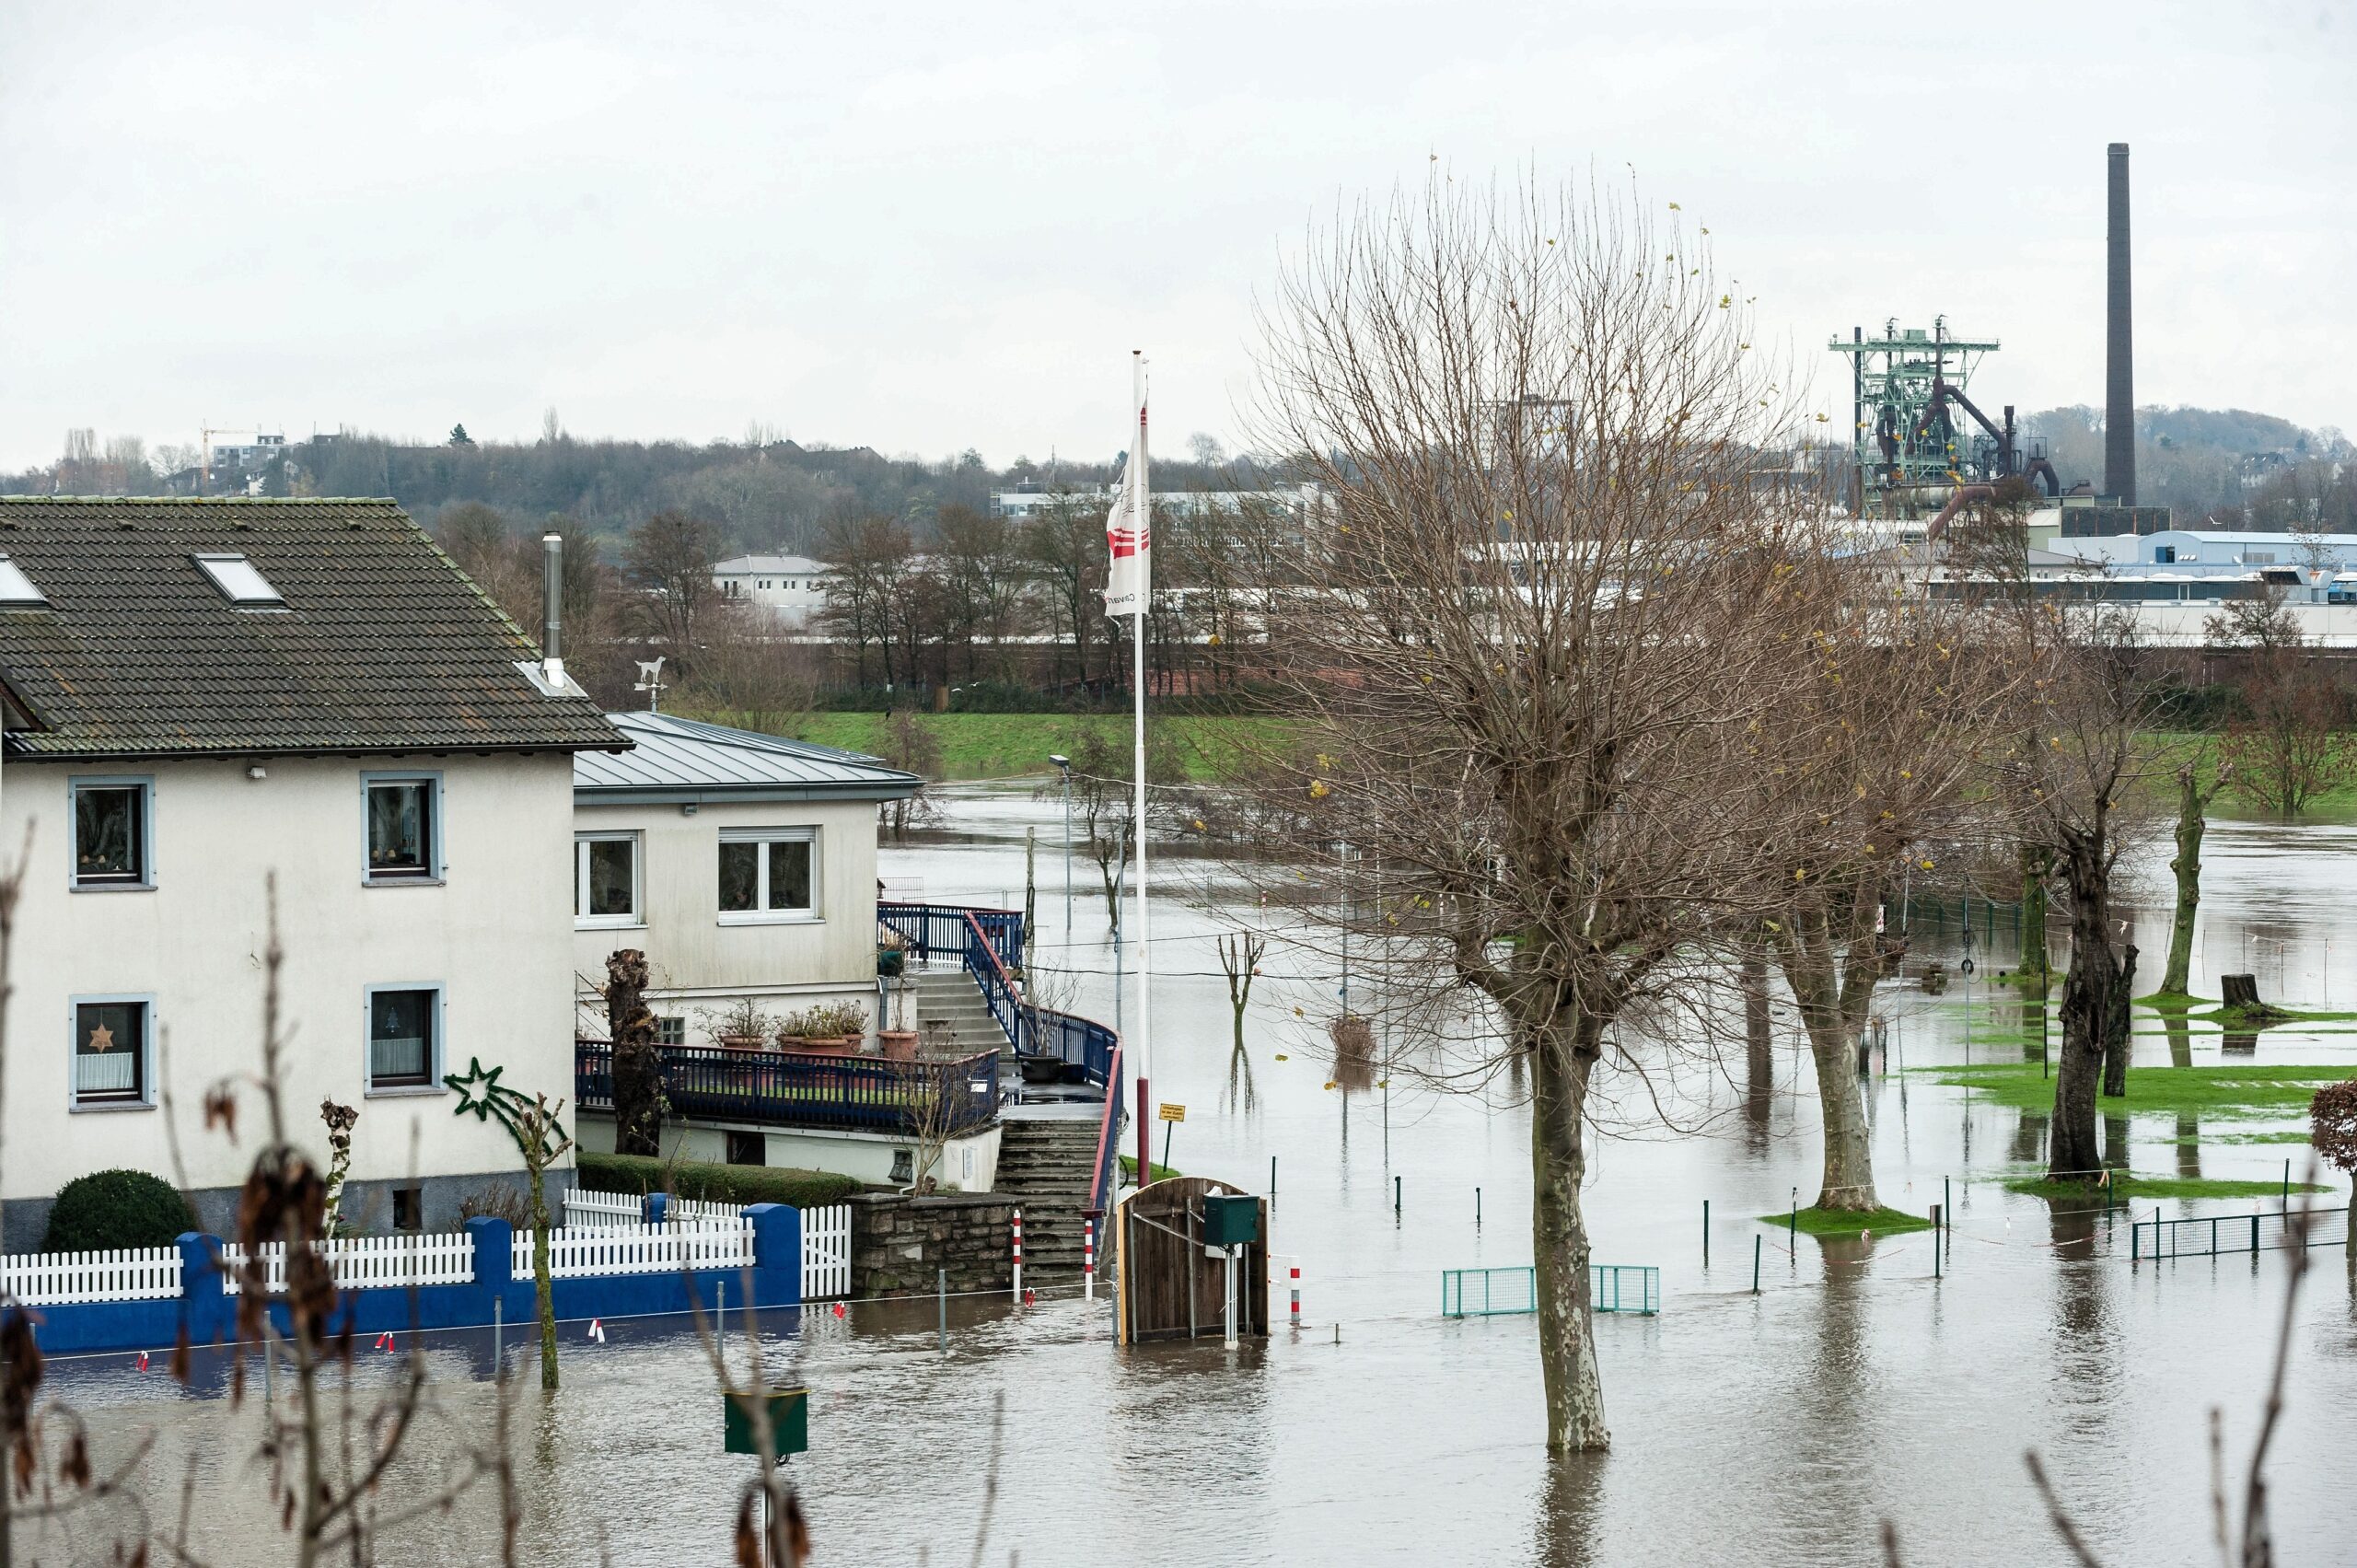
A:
1271 1155 1277 1205
1932 1205 1942 1277
1703 1200 1710 1265
1394 1175 1402 1221
1476 1187 1482 1228
1751 1236 1761 1295
492 1297 502 1367
1944 1176 1951 1235
938 1268 947 1353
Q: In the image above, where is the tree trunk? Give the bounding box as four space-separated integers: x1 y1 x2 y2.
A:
2049 842 2119 1182
606 949 664 1159
1528 1011 1608 1454
2102 943 2136 1098
1772 912 1879 1212
2019 844 2051 989
1741 935 1772 1148
2163 764 2209 996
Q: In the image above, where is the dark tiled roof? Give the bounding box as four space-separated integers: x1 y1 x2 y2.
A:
0 497 624 759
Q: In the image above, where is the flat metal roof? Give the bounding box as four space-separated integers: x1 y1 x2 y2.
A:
575 711 921 804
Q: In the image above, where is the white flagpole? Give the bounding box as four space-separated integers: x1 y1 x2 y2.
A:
1130 350 1153 1184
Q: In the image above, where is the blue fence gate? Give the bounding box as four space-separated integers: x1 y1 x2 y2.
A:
1441 1264 1660 1318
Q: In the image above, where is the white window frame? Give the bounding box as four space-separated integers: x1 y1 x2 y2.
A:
68 993 157 1112
68 774 157 892
361 771 445 885
575 830 643 928
716 827 820 925
364 982 447 1098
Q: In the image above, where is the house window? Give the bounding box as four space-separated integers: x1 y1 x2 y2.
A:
391 1186 424 1233
72 778 152 889
364 775 439 881
717 829 817 922
72 998 150 1107
575 832 640 925
656 1016 686 1046
366 986 441 1092
726 1131 765 1167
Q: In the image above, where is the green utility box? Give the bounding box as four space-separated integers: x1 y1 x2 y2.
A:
1202 1193 1261 1249
724 1388 809 1458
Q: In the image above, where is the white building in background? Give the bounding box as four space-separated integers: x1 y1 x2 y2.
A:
0 497 626 1247
714 554 834 627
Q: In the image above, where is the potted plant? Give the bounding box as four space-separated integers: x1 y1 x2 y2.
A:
877 926 910 979
697 996 778 1051
777 1000 866 1055
877 980 919 1060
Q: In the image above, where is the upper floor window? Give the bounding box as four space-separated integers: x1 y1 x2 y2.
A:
717 828 817 923
72 996 152 1109
364 774 440 881
575 831 640 926
72 778 152 889
366 985 442 1093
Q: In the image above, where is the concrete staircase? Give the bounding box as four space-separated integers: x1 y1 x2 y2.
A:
995 1117 1107 1281
903 970 1010 1059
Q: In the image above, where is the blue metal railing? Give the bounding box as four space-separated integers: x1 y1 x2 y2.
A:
878 900 1123 1215
2129 1204 2350 1260
878 901 1023 976
575 1041 1000 1137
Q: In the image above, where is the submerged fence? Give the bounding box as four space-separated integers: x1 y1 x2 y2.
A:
2130 1204 2351 1261
1442 1264 1660 1318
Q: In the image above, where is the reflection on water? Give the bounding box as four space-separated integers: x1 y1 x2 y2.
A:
45 799 2357 1565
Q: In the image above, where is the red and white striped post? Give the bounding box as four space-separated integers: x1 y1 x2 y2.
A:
1082 1215 1097 1301
1011 1207 1024 1301
1288 1262 1302 1327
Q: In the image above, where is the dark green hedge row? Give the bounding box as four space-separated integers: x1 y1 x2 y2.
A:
575 1154 861 1210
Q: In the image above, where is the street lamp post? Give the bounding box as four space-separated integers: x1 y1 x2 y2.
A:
1049 754 1073 938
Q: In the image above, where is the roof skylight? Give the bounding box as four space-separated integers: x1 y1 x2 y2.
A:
0 554 48 607
194 553 284 606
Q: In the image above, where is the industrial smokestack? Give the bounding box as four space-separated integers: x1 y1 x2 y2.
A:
540 531 564 685
2106 142 2134 505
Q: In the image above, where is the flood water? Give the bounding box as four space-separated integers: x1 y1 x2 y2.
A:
44 790 2357 1566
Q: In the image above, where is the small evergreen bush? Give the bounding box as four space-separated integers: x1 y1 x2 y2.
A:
42 1169 197 1253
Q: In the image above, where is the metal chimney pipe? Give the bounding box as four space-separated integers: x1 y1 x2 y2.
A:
2105 143 2135 505
540 532 564 683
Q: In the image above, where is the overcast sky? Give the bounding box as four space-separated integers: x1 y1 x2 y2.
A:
2 1 2349 472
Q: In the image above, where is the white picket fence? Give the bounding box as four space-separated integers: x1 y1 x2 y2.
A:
219 1233 475 1296
670 1195 749 1225
513 1221 754 1280
0 1246 182 1306
802 1204 851 1300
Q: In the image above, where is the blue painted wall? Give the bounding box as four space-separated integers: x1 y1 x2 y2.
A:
20 1204 805 1358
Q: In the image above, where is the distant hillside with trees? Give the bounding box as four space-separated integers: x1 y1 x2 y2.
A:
2024 405 2353 530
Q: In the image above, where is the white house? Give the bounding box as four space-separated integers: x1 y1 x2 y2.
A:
0 497 626 1246
567 714 1012 1188
713 554 834 627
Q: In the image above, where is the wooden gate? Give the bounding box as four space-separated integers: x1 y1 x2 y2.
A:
1115 1177 1269 1344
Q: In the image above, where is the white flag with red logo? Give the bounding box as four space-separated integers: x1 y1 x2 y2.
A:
1104 364 1149 618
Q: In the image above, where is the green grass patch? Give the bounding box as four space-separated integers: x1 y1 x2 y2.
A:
2193 1005 2357 1028
1922 1062 2357 1118
717 712 1285 783
1118 1155 1181 1183
2136 991 2212 1010
1755 1204 1934 1237
2171 1129 2313 1146
576 1152 863 1208
2001 1172 2328 1202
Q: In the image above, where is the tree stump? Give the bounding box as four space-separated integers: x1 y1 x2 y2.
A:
2221 973 2263 1011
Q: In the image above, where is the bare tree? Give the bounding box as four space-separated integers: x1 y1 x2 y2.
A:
1238 174 1839 1453
2001 603 2161 1177
2209 592 2354 819
606 949 665 1158
2159 753 2233 998
1216 932 1267 1111
875 711 942 842
625 509 726 658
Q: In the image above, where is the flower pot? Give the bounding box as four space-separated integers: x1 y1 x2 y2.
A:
779 1036 858 1057
716 1033 767 1051
877 949 907 979
877 1028 919 1060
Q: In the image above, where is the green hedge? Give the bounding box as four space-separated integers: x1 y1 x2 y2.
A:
43 1169 197 1253
575 1153 861 1210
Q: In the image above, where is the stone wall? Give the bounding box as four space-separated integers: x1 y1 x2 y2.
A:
848 1191 1015 1298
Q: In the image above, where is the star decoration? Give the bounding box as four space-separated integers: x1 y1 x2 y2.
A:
444 1057 506 1122
87 1024 115 1053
